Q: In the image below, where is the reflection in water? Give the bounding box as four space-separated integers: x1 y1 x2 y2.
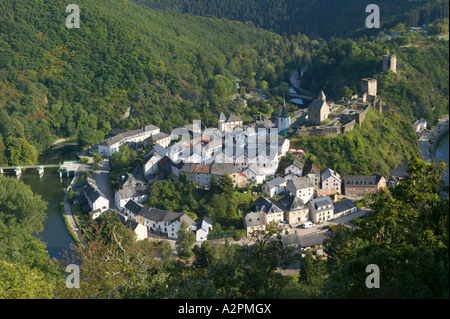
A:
16 145 79 259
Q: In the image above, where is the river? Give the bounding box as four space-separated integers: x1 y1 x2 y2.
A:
435 131 449 184
15 145 78 259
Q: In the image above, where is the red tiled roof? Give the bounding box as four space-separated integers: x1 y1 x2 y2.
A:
192 164 210 174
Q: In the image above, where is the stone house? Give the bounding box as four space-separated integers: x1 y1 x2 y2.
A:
286 177 314 204
262 176 287 198
344 174 386 197
321 168 342 195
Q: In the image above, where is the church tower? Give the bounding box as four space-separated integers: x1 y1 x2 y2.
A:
278 96 290 135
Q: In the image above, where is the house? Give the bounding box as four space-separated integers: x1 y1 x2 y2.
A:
254 196 284 225
114 184 149 212
284 173 298 181
89 209 103 220
333 199 358 219
286 177 314 203
308 91 330 125
211 163 248 188
82 178 109 214
98 125 160 157
194 216 214 242
303 164 321 190
280 232 302 253
388 164 409 186
275 194 309 226
218 113 243 132
344 174 386 197
150 132 171 148
123 200 195 240
143 144 169 176
180 163 211 188
321 168 342 195
278 137 290 157
244 212 266 235
413 118 427 135
299 232 331 256
243 164 271 185
262 176 287 197
308 196 335 224
284 158 304 177
122 217 148 241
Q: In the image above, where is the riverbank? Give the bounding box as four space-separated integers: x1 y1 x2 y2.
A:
418 117 449 162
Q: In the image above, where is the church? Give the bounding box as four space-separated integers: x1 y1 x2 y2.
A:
308 90 330 125
278 96 291 135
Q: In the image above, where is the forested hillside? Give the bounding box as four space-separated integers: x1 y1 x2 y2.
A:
133 0 449 38
0 0 292 165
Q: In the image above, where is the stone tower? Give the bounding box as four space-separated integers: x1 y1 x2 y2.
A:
383 54 397 73
361 78 377 100
278 96 290 134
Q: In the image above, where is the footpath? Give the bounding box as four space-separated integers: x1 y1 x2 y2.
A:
63 169 87 247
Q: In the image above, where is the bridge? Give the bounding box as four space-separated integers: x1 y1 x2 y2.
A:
0 161 81 178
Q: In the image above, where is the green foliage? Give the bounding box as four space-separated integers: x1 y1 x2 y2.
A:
324 158 449 298
292 110 419 176
0 176 60 290
176 221 196 258
133 0 449 39
0 260 55 299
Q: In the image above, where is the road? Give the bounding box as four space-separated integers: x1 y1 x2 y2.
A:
63 172 87 247
94 159 114 209
419 117 449 162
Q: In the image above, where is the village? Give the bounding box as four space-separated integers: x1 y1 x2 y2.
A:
66 53 420 264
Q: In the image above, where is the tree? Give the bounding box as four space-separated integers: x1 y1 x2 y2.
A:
0 260 55 299
324 157 449 298
55 212 162 299
176 221 196 258
218 173 234 199
4 137 38 166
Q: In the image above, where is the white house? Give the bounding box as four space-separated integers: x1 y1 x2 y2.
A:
122 218 149 241
143 144 168 176
278 137 290 158
286 177 314 204
194 216 214 242
284 159 304 177
82 178 109 213
114 185 149 212
308 196 335 224
98 125 160 158
262 176 287 197
413 118 427 134
123 200 195 240
243 165 267 185
218 113 243 132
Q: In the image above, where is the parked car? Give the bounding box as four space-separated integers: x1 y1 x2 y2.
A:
300 221 314 229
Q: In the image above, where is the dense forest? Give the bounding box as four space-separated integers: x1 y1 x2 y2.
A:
1 0 448 175
0 0 290 165
133 0 449 38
